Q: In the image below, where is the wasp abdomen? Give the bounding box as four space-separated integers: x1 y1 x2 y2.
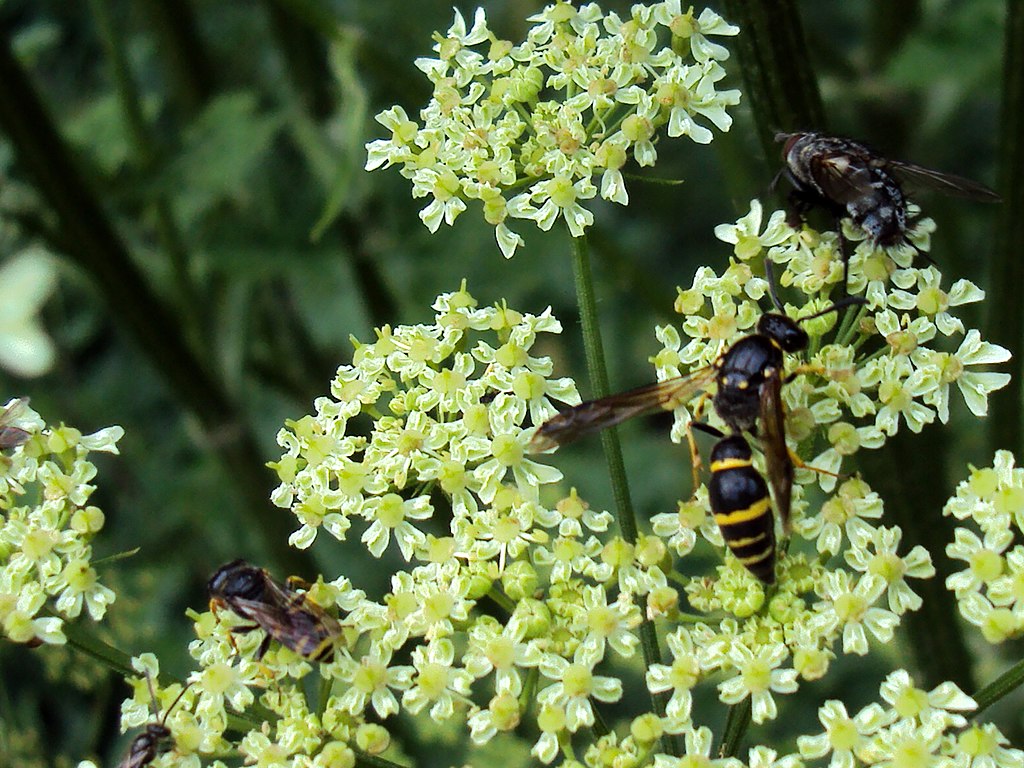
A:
708 436 776 584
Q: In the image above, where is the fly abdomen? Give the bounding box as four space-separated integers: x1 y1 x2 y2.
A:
847 173 906 246
708 436 776 584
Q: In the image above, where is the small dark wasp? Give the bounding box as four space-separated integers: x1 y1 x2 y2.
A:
0 397 32 450
118 675 191 768
777 131 999 285
531 276 862 584
208 559 341 661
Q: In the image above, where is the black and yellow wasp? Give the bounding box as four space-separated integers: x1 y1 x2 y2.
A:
531 284 862 584
208 559 341 662
118 675 191 768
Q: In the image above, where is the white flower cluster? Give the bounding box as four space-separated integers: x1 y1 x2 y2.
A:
365 1 740 257
944 450 1024 643
111 188 1018 766
797 669 1021 768
126 273 969 766
670 199 1010 478
0 398 122 645
269 282 578 553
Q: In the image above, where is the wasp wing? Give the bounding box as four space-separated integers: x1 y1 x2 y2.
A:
119 737 161 768
530 369 715 452
886 159 1000 202
0 397 32 450
222 593 338 658
759 369 793 535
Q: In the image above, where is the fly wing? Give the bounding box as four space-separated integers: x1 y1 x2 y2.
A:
809 149 877 206
530 369 715 452
759 370 793 535
886 159 1001 202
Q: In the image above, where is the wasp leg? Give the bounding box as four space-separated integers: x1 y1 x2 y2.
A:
211 600 256 657
683 394 713 496
285 575 314 592
255 633 273 661
836 218 850 297
216 623 263 658
788 448 851 482
783 362 827 384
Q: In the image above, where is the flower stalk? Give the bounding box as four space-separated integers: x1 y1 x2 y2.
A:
972 657 1024 717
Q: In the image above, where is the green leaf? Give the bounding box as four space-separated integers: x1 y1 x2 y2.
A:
165 91 284 225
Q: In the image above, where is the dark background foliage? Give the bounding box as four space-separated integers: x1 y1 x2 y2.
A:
0 1 1018 765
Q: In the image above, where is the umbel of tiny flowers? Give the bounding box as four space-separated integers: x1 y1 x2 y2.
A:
365 2 740 257
798 668 1022 768
0 398 122 646
269 282 578 552
943 449 1024 643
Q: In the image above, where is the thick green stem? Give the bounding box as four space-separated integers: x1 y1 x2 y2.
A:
719 0 826 162
264 0 334 119
569 233 675 752
719 698 752 758
137 0 215 118
987 0 1024 456
568 233 637 543
971 656 1024 717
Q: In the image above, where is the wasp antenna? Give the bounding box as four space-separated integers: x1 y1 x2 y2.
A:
143 673 161 720
142 672 191 725
796 295 867 324
161 682 192 726
764 258 787 313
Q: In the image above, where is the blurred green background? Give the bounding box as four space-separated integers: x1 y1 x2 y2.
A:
0 0 1015 765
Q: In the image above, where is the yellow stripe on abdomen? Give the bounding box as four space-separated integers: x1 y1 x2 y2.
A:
714 497 771 527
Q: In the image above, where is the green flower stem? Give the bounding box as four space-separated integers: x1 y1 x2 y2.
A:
970 656 1024 717
568 233 638 543
352 751 412 768
0 30 309 577
486 586 517 614
987 0 1024 457
568 232 675 752
265 0 335 120
719 697 752 758
60 617 136 679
